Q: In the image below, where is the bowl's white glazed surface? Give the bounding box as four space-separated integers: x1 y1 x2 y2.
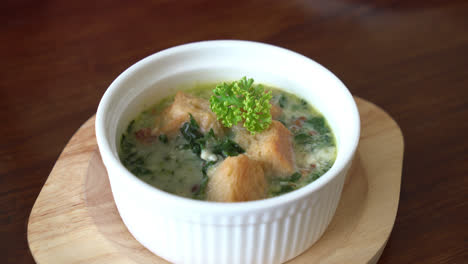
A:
96 40 360 264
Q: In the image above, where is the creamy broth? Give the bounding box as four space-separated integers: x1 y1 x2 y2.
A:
119 83 336 200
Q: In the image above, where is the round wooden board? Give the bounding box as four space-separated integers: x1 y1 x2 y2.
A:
27 97 404 264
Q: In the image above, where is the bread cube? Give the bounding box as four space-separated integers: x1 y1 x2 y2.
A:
206 154 266 202
234 120 295 178
152 91 224 137
270 103 282 120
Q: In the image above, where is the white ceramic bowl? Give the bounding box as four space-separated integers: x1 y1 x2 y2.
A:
96 40 360 264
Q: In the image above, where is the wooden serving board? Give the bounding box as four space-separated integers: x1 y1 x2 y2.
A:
27 97 404 264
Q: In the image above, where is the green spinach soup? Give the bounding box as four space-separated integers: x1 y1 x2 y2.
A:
119 78 336 202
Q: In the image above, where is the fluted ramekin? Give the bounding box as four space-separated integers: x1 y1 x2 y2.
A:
96 40 360 264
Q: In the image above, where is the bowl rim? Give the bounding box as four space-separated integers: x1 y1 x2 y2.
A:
96 40 360 214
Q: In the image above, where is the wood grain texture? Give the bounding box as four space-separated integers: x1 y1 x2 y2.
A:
1 1 468 263
27 98 403 264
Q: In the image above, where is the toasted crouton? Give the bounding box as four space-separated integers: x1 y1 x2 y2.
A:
206 154 266 202
234 120 295 178
270 103 282 120
152 91 224 137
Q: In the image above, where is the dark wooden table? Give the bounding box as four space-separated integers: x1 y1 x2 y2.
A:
1 1 467 263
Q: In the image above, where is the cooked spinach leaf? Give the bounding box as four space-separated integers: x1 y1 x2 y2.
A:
320 134 333 146
294 133 313 144
193 160 216 199
121 149 151 175
305 117 329 134
270 172 302 196
289 172 302 182
158 134 168 144
119 121 154 177
126 120 135 134
271 183 295 196
180 114 204 141
180 114 206 155
206 128 216 139
180 114 244 158
212 138 245 158
202 161 217 175
120 134 134 153
189 113 200 129
130 166 152 176
121 147 152 176
278 94 287 108
294 127 334 149
306 172 321 183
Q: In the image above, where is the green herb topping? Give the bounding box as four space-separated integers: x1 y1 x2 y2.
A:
210 77 272 134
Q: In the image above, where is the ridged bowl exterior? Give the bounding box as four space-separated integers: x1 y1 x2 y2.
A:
96 40 360 264
105 163 349 264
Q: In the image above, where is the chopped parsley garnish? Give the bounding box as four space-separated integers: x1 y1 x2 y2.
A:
210 77 272 134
